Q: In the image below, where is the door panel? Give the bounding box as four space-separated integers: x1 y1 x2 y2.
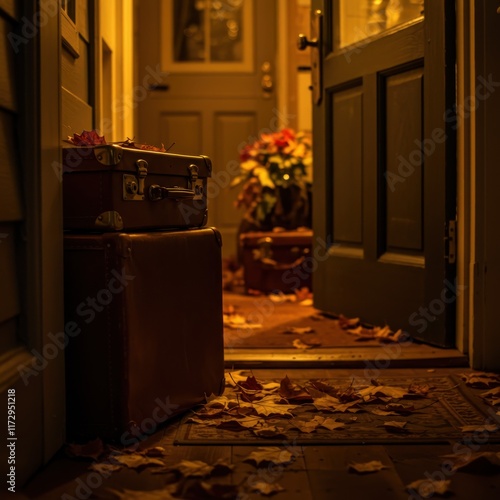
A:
137 0 277 258
312 0 456 346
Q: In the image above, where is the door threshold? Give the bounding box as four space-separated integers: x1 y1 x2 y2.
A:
224 346 468 369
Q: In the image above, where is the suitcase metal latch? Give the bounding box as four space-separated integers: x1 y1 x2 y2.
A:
188 164 204 201
123 159 148 201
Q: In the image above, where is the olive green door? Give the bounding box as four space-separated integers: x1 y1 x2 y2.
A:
311 0 457 346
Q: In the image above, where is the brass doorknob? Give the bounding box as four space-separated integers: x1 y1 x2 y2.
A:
297 33 318 50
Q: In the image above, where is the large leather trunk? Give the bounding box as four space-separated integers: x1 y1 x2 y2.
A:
62 145 211 231
240 230 313 294
64 227 224 442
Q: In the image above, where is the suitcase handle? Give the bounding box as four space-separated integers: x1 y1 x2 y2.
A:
149 184 195 201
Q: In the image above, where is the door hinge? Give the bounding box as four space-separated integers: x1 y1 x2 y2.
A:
445 219 456 264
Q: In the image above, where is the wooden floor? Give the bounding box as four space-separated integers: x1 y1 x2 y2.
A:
20 367 500 500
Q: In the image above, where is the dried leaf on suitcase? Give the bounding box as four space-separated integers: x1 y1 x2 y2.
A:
67 129 106 146
244 447 293 467
119 138 167 152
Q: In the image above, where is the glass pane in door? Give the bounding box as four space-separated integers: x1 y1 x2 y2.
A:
339 0 424 48
210 0 244 61
173 0 244 63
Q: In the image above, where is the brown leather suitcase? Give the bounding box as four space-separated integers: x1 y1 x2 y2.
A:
63 227 224 442
62 145 211 231
240 230 313 294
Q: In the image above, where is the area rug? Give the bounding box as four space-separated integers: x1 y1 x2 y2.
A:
174 374 500 445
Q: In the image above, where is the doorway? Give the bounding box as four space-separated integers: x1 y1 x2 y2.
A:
136 0 463 363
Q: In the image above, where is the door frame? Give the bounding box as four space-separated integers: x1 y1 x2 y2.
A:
465 0 500 370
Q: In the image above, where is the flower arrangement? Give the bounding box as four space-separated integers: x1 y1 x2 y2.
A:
232 128 313 232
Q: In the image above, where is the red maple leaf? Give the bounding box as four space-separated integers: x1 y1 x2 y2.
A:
68 130 106 146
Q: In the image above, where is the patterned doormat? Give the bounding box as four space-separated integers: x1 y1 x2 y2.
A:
174 375 500 445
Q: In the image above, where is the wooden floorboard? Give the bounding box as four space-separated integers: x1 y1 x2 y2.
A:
304 446 408 500
19 367 500 499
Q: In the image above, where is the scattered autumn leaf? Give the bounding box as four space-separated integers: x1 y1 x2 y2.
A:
216 416 262 431
89 462 122 474
284 326 315 334
141 446 166 457
289 416 324 434
292 338 321 349
384 403 415 415
313 395 360 413
252 425 287 439
382 421 408 433
244 447 293 467
294 286 312 301
251 396 297 417
168 458 234 478
251 481 285 496
460 424 499 433
461 372 500 389
348 460 388 474
358 384 409 401
441 450 500 473
112 453 165 469
238 375 263 392
481 386 500 406
300 298 314 306
407 383 432 397
320 418 346 431
279 375 313 403
338 315 360 329
406 479 451 498
224 370 250 387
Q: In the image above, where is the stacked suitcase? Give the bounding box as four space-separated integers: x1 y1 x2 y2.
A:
63 145 224 442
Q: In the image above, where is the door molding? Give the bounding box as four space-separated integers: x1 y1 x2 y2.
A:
468 0 500 370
